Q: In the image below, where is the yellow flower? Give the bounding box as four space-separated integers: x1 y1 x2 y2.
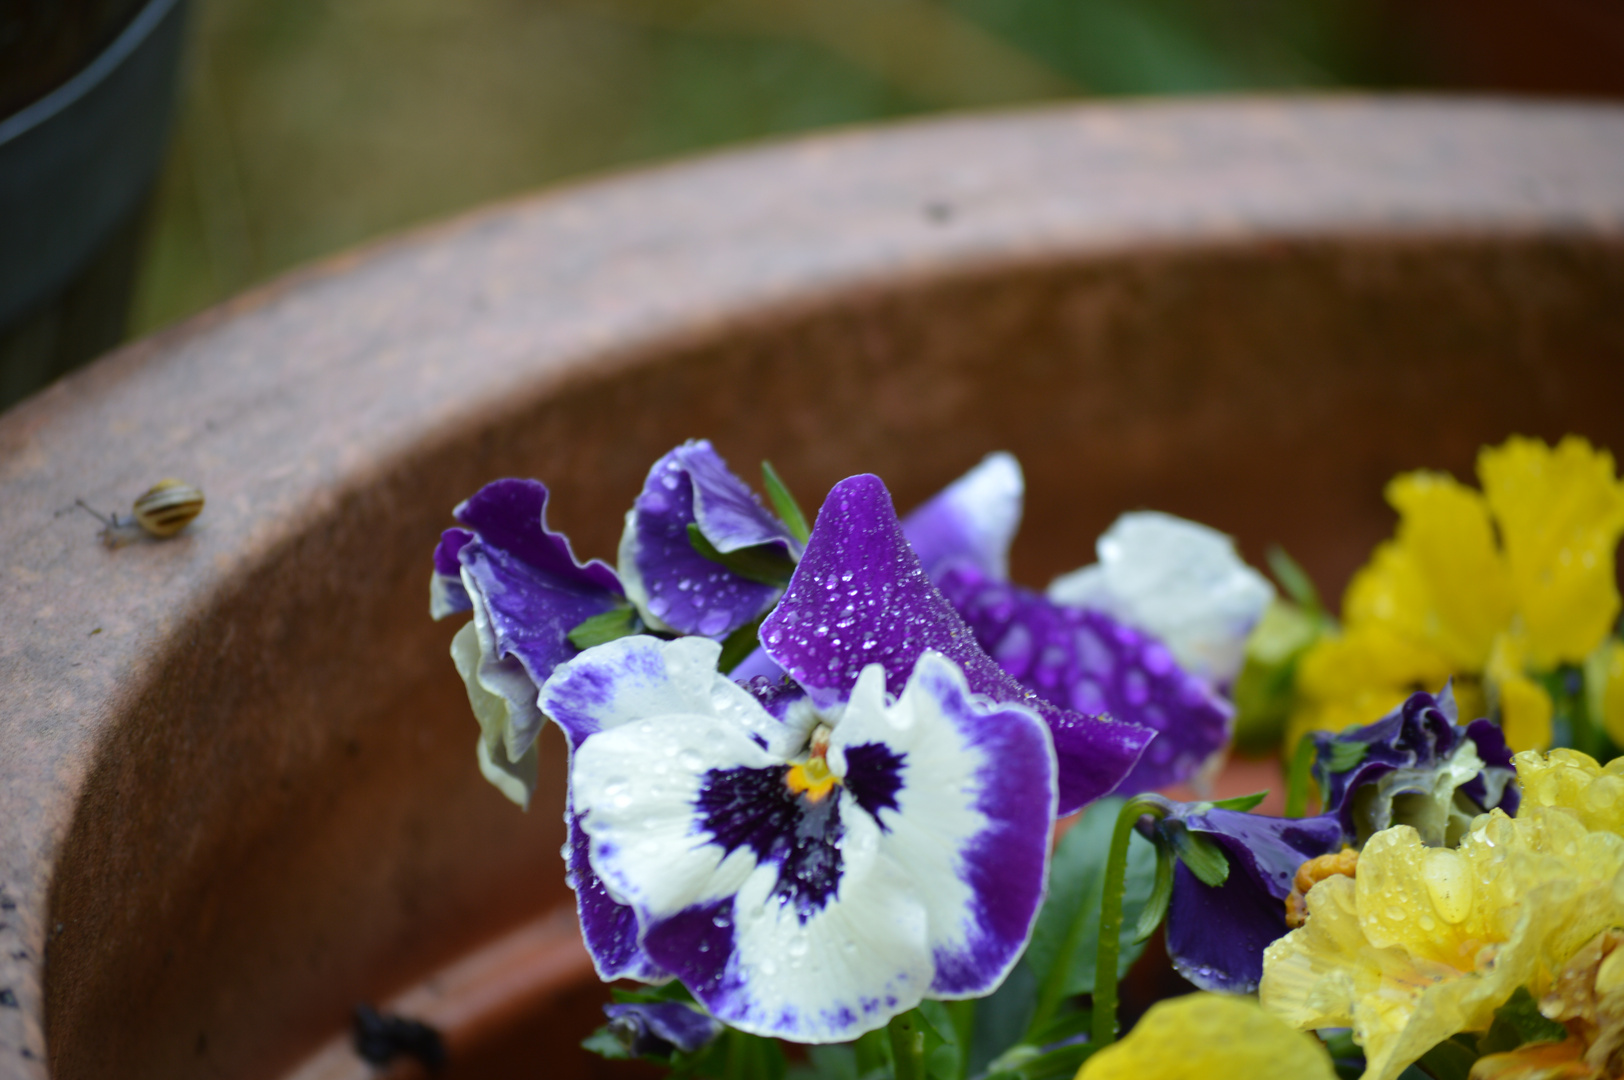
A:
1260 751 1624 1080
1075 993 1336 1080
1287 436 1624 752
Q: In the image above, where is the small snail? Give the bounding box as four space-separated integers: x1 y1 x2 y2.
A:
76 479 205 545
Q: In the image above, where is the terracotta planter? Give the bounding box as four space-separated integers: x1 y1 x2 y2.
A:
2 97 1623 1080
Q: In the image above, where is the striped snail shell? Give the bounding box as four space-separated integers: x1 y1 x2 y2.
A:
130 479 205 537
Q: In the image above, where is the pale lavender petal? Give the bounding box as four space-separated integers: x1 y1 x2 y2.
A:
568 809 667 982
901 452 1023 580
937 564 1233 797
727 645 786 684
621 444 786 639
677 441 802 557
761 474 1151 815
603 1002 723 1056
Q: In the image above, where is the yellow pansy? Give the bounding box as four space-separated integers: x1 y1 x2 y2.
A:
1260 750 1624 1080
1075 993 1336 1080
1287 436 1624 752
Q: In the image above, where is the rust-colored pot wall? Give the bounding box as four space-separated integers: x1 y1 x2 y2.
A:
1 97 1622 1080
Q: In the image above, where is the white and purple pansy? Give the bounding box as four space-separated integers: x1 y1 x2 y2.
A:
430 478 625 806
760 474 1155 817
899 451 1024 581
618 440 803 640
548 635 1057 1042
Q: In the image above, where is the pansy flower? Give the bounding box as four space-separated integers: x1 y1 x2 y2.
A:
1143 800 1343 993
431 479 624 806
1261 749 1624 1080
543 474 1153 1040
602 1001 725 1059
900 457 1257 794
617 440 802 639
1312 684 1518 848
1288 435 1624 752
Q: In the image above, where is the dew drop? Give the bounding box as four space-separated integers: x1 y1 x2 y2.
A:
1422 849 1474 924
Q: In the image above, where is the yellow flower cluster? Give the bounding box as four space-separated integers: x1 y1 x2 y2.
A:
1259 750 1624 1080
1074 992 1335 1080
1288 436 1624 752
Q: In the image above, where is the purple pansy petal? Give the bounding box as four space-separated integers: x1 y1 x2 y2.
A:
456 479 621 595
568 808 668 983
429 528 474 618
540 635 802 756
570 652 1055 1042
1047 511 1273 687
1313 685 1517 846
1157 806 1343 992
603 1002 723 1057
937 563 1233 797
760 474 1151 816
900 452 1023 581
677 441 803 558
728 645 786 684
619 444 789 639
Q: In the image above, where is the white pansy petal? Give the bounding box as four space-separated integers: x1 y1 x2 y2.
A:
832 653 1056 996
539 634 793 753
1048 510 1274 684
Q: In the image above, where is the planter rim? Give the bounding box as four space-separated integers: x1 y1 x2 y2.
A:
3 94 1624 1078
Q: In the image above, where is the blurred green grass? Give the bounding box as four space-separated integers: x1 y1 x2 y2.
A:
131 0 1398 334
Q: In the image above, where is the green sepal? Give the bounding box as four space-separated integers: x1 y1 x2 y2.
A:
762 460 812 544
1267 544 1323 615
567 604 640 649
1321 738 1368 775
1133 840 1175 944
1169 827 1230 887
1478 986 1569 1056
1208 790 1269 812
582 1025 633 1060
687 523 797 587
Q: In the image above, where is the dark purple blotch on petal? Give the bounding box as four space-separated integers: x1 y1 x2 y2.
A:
641 899 742 1005
695 765 845 921
603 1002 724 1058
938 564 1232 797
843 743 905 829
568 810 668 982
1314 685 1518 844
631 447 787 639
760 474 1151 816
1152 804 1343 993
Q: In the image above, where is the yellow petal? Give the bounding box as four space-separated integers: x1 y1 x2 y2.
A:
1513 748 1624 836
1586 639 1624 750
1344 471 1514 672
1075 993 1336 1080
1488 634 1555 751
1479 436 1624 669
1285 626 1453 751
1261 808 1624 1080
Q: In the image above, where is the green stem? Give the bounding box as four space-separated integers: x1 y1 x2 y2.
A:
1090 796 1166 1049
1284 733 1317 818
889 1011 926 1080
945 1000 976 1080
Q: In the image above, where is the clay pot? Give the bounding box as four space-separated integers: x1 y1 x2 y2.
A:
2 97 1623 1080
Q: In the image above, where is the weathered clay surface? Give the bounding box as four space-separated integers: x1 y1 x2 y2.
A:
1 97 1623 1080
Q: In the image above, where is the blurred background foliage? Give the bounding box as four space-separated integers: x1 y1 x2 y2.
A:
126 0 1624 335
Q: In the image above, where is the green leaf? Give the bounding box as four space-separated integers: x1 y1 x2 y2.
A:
786 1045 859 1080
1321 738 1368 775
1169 828 1230 887
582 1025 632 1060
1285 732 1319 818
1022 798 1157 1003
762 460 812 544
966 960 1036 1077
1479 986 1569 1055
1267 544 1323 614
717 615 765 673
1209 790 1269 812
1414 1037 1476 1080
567 604 639 649
687 523 797 586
